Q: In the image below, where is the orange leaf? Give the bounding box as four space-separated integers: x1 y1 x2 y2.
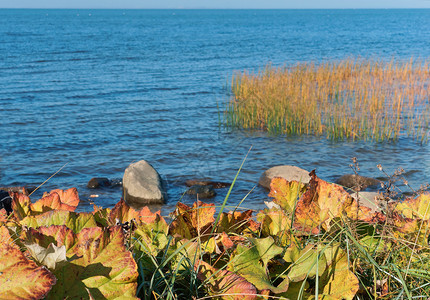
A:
217 210 259 235
294 170 355 233
169 201 215 239
109 199 160 225
43 188 80 208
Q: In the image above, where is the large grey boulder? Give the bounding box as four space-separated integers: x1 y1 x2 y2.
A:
259 165 311 189
122 160 166 207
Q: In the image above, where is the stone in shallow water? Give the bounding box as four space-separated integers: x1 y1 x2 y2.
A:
0 190 12 214
122 160 166 207
186 185 216 199
336 174 380 191
185 179 231 189
258 165 311 189
87 177 110 189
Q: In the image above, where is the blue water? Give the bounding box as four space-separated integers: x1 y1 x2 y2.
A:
1 9 430 213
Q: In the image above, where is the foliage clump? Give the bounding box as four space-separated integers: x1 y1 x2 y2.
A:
1 175 430 299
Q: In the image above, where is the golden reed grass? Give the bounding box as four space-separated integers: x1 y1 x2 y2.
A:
225 58 430 142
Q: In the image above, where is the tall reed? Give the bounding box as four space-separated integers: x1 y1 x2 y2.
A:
225 58 430 142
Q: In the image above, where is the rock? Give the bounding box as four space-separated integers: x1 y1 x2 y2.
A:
350 191 392 212
0 190 12 214
0 186 36 195
336 174 380 191
122 160 166 207
109 178 123 187
185 179 231 189
258 165 311 189
186 185 216 199
87 177 110 189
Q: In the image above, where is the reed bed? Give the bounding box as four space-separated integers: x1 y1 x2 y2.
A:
225 58 430 142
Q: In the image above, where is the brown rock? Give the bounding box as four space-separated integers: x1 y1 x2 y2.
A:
336 174 380 191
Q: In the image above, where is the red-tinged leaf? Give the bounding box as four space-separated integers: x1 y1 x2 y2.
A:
197 260 258 300
169 201 216 239
217 210 260 236
268 177 307 213
20 210 98 234
46 226 139 299
218 232 234 250
31 192 77 213
0 209 8 223
133 214 169 256
23 226 76 256
0 225 56 300
11 192 31 220
43 188 80 208
109 199 160 225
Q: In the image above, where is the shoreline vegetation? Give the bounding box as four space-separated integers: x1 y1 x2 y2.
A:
2 167 430 299
225 58 430 142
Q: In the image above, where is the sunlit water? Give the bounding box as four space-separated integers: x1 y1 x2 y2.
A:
1 9 430 214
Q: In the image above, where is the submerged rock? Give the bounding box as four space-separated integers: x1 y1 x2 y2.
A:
336 174 380 191
0 190 12 214
186 185 216 199
259 165 311 189
0 186 36 195
87 177 110 189
122 160 166 207
185 179 231 189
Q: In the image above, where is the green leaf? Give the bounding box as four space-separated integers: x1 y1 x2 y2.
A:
287 244 326 282
20 210 98 233
230 237 289 294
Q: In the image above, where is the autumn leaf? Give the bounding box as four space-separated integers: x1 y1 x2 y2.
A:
109 199 160 225
257 208 292 246
11 192 31 220
286 244 327 282
217 210 259 235
269 177 307 213
0 225 56 300
318 244 359 299
30 226 140 299
42 188 80 208
31 192 77 213
392 193 430 220
230 237 289 294
133 213 169 256
20 210 98 234
169 201 216 239
293 171 355 233
25 242 67 270
197 260 258 299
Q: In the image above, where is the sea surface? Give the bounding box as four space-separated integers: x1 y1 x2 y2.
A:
1 9 430 214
